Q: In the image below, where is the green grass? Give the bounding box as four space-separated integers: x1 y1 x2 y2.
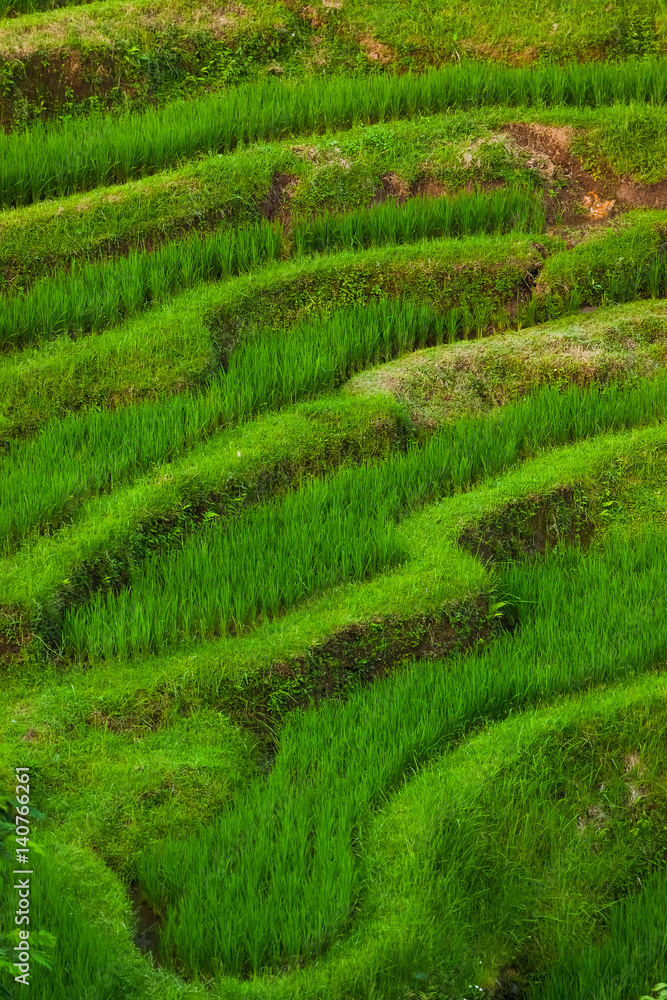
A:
0 220 283 351
135 523 667 981
0 186 545 352
0 843 145 999
347 298 667 432
0 296 445 551
0 0 315 130
3 9 667 998
0 0 77 9
339 0 667 67
0 227 553 551
14 708 258 879
4 296 661 620
571 102 667 184
2 58 667 209
0 0 92 12
2 0 666 135
2 293 665 651
345 672 667 999
0 113 536 294
0 392 408 615
0 306 212 447
2 417 665 1000
21 201 661 385
537 210 667 309
530 865 667 999
5 103 667 302
0 230 553 453
0 142 287 295
58 372 667 661
62 468 410 662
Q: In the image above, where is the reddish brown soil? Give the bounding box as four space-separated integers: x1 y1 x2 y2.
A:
409 176 449 198
261 172 299 225
616 177 667 209
371 171 412 205
502 121 667 223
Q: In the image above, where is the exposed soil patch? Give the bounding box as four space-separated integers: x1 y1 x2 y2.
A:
371 171 411 205
0 608 33 665
249 594 499 718
457 485 596 565
470 42 540 68
291 143 320 163
373 169 493 206
616 177 667 210
299 4 326 29
489 966 528 999
502 121 667 221
503 123 580 181
409 176 449 198
85 698 170 734
0 634 23 660
261 171 299 225
623 750 649 805
359 34 394 65
128 884 164 964
184 5 248 39
0 48 124 128
581 190 616 220
501 122 615 226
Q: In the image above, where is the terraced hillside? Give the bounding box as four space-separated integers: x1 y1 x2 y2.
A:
1 3 667 999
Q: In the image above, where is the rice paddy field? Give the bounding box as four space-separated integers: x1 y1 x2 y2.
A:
2 3 667 999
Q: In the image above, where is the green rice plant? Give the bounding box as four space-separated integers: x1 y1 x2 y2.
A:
0 848 142 999
0 188 544 352
0 221 283 350
473 301 494 338
1 59 667 209
537 211 667 312
5 291 667 560
444 306 461 344
345 671 667 1000
136 524 667 978
61 372 667 661
0 0 85 10
530 867 667 1000
291 187 546 255
61 469 410 661
645 259 665 299
563 286 585 314
0 298 448 551
587 257 667 308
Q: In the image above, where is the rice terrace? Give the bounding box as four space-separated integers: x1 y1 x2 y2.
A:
3 0 667 997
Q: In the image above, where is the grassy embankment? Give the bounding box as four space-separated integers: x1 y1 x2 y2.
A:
0 0 665 126
3 433 666 998
1 25 667 1000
